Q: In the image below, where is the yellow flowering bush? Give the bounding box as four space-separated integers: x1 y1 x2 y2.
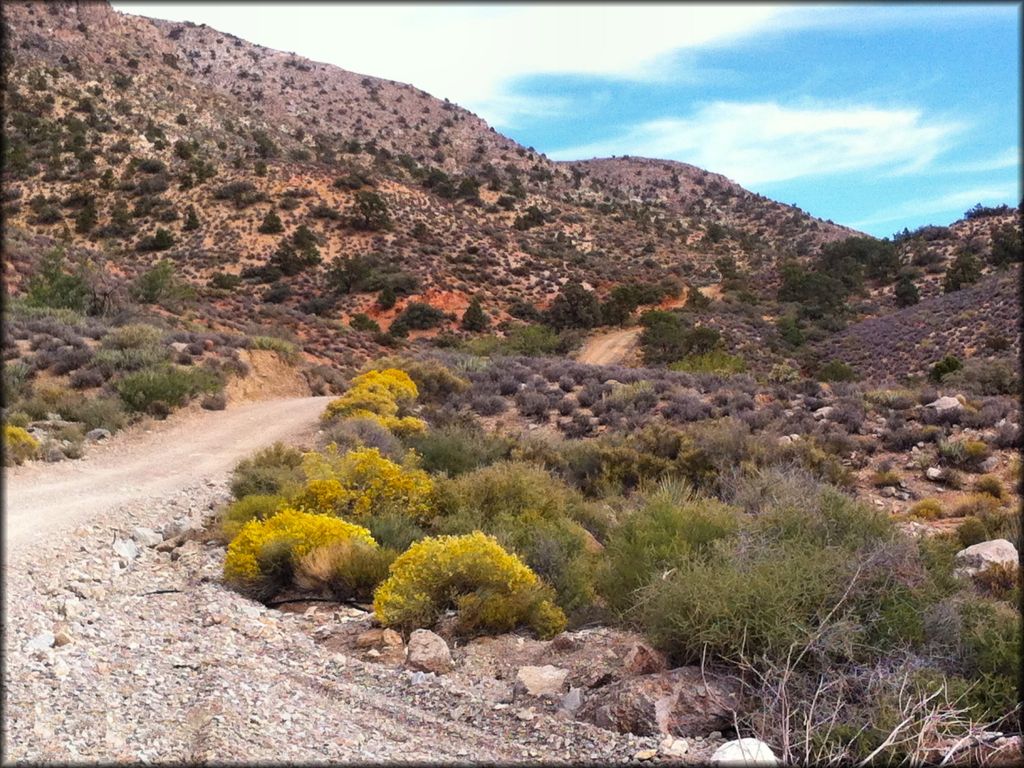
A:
373 531 567 639
224 507 376 599
295 446 435 522
4 425 40 466
322 369 425 435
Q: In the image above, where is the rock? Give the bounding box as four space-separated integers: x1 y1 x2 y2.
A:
925 396 962 413
881 486 896 498
580 666 741 737
44 446 66 462
622 642 669 676
635 748 658 761
355 628 405 662
406 629 452 674
926 467 943 480
550 632 580 652
560 687 584 714
170 342 189 353
954 539 1018 579
515 707 536 722
813 406 835 420
112 538 139 561
979 456 999 473
710 738 779 766
660 737 689 757
515 665 570 698
776 436 793 446
170 539 203 562
131 526 163 548
85 428 111 442
53 630 73 647
26 632 55 651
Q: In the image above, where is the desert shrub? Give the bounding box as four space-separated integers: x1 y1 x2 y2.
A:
952 599 1020 725
372 531 566 638
322 368 426 436
956 516 988 548
295 446 434 523
871 469 901 488
374 357 469 403
928 355 962 383
294 538 396 601
115 365 221 414
973 474 1004 499
909 498 944 520
248 335 301 363
432 461 597 612
230 442 305 499
937 438 990 471
944 358 1019 396
17 385 127 432
349 313 380 333
220 494 287 540
598 481 741 615
817 360 857 382
405 424 510 476
4 425 40 466
224 507 376 601
669 350 746 375
389 302 448 336
972 562 1019 603
950 493 1003 522
321 416 404 460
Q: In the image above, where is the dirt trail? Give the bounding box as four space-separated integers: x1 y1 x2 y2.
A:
576 328 640 366
3 396 332 553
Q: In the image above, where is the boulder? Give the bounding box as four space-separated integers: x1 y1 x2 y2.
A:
979 456 999 473
926 396 962 413
813 406 835 420
44 446 66 463
406 629 453 674
954 539 1018 579
710 738 779 766
26 631 55 652
515 664 570 698
560 687 584 714
622 642 669 676
85 428 111 442
579 666 741 737
926 467 943 480
355 628 405 662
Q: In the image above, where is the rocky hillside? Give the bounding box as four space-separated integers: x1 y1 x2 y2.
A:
3 0 863 362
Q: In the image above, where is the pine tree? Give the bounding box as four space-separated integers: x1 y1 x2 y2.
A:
894 273 920 307
258 209 283 234
74 198 97 234
183 205 200 231
461 296 490 332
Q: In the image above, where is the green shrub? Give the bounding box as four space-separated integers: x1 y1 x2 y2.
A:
598 481 742 615
817 360 857 382
669 349 746 375
220 494 287 540
405 424 510 476
103 324 164 350
954 599 1021 725
230 442 305 499
18 385 127 432
928 355 962 383
295 538 397 601
248 335 300 363
432 461 597 613
115 365 221 414
909 498 944 520
362 511 428 552
956 516 988 548
373 357 469 403
372 531 566 638
974 474 1004 499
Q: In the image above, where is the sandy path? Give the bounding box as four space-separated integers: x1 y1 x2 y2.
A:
576 328 641 366
3 396 332 553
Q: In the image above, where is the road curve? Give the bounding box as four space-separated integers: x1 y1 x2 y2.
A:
3 396 332 553
575 328 641 366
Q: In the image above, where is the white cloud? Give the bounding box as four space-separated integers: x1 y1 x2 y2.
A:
936 147 1019 175
550 101 965 185
851 183 1020 228
111 3 797 125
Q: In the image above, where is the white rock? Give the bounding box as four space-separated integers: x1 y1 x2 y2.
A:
112 538 139 561
515 664 569 698
710 738 779 766
26 632 56 651
560 687 584 714
131 527 163 548
661 737 690 757
926 467 943 480
813 406 835 420
954 539 1019 579
925 396 962 413
405 629 452 674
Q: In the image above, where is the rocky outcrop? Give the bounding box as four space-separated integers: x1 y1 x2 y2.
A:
579 666 741 737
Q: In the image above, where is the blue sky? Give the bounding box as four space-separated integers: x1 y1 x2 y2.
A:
114 3 1020 236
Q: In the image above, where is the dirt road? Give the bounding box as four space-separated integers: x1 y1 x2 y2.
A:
576 328 640 366
3 396 331 553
